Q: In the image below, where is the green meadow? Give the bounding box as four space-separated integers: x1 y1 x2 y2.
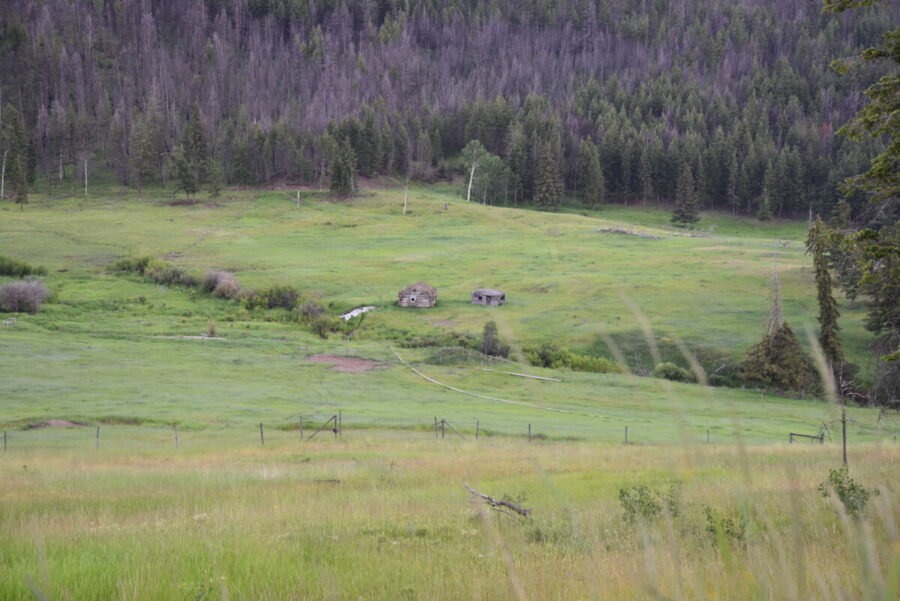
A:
1 185 897 599
0 184 894 440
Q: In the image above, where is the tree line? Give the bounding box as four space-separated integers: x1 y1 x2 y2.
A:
0 0 895 217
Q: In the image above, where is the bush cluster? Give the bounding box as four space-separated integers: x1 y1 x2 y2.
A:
202 271 241 299
523 342 618 374
241 285 302 310
818 467 877 518
652 362 696 383
0 255 47 277
0 280 51 314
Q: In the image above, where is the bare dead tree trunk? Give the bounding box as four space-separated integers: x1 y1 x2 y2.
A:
84 156 88 199
402 179 409 215
466 161 477 202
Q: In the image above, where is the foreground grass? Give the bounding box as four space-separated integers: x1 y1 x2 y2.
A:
1 432 896 600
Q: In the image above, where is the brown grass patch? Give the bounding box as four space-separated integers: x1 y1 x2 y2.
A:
307 354 382 372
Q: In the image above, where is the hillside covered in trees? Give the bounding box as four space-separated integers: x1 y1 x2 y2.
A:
0 0 895 217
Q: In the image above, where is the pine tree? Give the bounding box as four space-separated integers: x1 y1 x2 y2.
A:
533 142 563 210
739 275 818 394
757 161 775 221
671 162 700 225
11 153 27 209
330 137 356 199
206 157 225 198
393 123 409 176
576 138 604 209
638 144 654 204
806 217 843 374
1 103 28 202
170 145 199 198
182 104 209 185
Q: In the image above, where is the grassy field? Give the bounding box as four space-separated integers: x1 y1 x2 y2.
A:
0 184 895 442
1 433 897 600
1 184 898 600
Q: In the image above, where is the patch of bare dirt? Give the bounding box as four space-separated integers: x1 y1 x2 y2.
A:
25 419 88 429
307 354 382 373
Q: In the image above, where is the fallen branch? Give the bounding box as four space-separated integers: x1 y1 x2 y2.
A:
464 483 531 519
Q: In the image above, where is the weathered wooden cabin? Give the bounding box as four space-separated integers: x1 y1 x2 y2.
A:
472 288 506 306
398 283 438 308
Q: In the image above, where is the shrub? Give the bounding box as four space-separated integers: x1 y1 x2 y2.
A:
619 486 662 523
652 362 695 383
243 285 302 310
818 467 876 518
202 271 241 299
0 255 47 277
0 280 51 314
523 342 619 374
295 300 326 322
481 321 510 358
110 256 152 274
309 314 339 339
703 505 747 546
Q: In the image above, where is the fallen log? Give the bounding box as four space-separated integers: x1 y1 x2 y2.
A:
596 227 662 240
464 483 531 518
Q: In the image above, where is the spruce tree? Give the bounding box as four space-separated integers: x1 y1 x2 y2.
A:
671 162 699 225
757 161 775 221
182 104 209 185
11 153 27 208
330 138 356 199
170 144 198 198
534 143 563 210
638 144 653 204
806 216 843 374
1 103 28 202
576 138 604 209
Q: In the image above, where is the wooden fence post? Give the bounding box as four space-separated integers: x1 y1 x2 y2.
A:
174 424 179 449
96 425 100 449
528 424 532 443
706 429 710 444
259 423 265 446
299 417 304 441
624 426 628 445
441 419 445 440
475 420 479 441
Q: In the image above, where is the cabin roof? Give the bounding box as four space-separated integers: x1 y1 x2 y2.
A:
400 282 437 295
472 288 504 296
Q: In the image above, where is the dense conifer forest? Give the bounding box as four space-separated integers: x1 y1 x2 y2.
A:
0 0 895 217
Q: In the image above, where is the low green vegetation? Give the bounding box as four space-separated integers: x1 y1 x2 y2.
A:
0 434 895 600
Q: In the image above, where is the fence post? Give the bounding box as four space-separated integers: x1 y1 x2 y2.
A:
259 423 265 446
475 420 479 441
299 417 304 441
96 425 100 449
706 429 710 444
434 417 438 440
624 426 628 445
441 419 445 440
528 424 532 443
174 424 179 449
3 431 6 452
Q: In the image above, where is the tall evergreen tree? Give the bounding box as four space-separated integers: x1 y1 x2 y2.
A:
671 162 700 225
181 104 209 185
1 103 28 201
576 138 604 209
330 137 356 199
534 142 563 210
11 153 27 208
807 216 843 375
170 144 199 197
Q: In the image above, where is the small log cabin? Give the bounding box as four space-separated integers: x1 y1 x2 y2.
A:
398 283 438 307
472 288 506 306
